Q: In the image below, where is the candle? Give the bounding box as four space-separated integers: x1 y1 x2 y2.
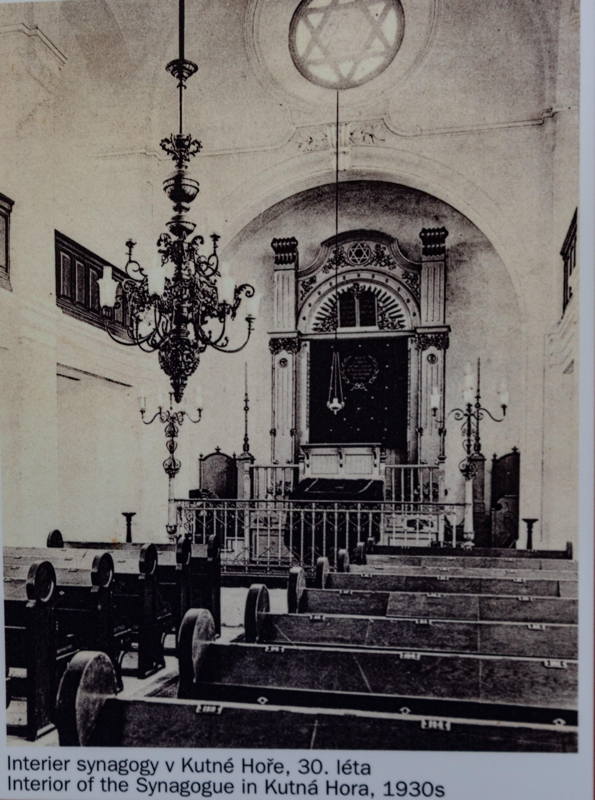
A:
463 388 474 406
498 380 509 408
138 393 146 412
97 265 117 308
245 290 261 319
219 275 236 306
147 256 166 296
430 386 441 411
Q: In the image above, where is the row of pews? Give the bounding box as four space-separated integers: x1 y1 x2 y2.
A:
4 530 220 740
53 540 578 751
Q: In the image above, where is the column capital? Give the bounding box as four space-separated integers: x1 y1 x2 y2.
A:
419 227 449 258
269 335 300 355
271 237 299 267
414 326 450 351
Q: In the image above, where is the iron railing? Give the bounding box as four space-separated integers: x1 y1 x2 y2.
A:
174 498 466 571
384 464 442 502
249 464 299 499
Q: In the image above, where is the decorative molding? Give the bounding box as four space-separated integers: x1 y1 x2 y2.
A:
313 282 407 333
269 336 300 355
0 23 67 67
295 119 387 154
299 275 317 301
298 229 420 282
415 330 450 351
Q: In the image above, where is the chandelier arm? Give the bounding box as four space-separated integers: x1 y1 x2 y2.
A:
140 410 163 426
478 406 505 424
103 319 147 347
206 318 254 353
204 315 229 347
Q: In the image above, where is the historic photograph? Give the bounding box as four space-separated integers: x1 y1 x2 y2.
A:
0 0 579 753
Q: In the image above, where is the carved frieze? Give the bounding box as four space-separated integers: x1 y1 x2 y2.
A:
269 336 301 355
299 275 317 301
321 240 398 273
414 331 450 351
296 119 387 154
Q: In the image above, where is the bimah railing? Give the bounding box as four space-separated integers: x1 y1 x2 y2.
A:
174 498 466 571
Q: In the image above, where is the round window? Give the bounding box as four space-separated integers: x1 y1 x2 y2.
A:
289 0 405 90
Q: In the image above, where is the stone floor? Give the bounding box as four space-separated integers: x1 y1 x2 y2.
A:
6 586 287 746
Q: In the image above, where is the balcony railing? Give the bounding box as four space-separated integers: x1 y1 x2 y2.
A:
174 498 467 571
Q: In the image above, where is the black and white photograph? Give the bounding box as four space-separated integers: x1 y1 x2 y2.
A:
0 0 590 794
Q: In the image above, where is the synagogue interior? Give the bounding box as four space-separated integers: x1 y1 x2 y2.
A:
0 0 580 752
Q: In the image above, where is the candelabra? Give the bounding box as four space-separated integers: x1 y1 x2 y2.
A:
432 358 509 544
139 390 202 539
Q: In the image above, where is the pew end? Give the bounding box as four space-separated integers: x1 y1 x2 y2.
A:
315 556 330 588
177 608 217 697
244 584 270 642
47 529 64 548
287 566 307 613
337 548 350 573
55 650 118 746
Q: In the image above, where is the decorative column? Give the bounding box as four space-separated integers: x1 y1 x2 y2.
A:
269 238 299 464
415 227 449 465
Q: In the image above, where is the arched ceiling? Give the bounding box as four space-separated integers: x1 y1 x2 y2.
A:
29 0 561 153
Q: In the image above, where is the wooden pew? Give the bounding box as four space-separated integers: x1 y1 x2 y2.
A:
4 547 129 688
365 540 574 561
109 545 173 678
47 529 221 635
4 560 58 740
178 607 577 730
314 557 577 598
56 650 577 751
361 553 577 572
288 584 577 625
247 582 576 659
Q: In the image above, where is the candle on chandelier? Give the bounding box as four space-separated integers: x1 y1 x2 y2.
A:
463 361 474 389
147 255 166 297
498 379 509 409
219 275 236 306
245 290 261 319
138 393 146 413
98 265 117 308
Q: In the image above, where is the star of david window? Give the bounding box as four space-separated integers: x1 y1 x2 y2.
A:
289 0 405 90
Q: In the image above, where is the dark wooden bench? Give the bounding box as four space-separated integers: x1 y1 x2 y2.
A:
288 584 577 625
361 553 577 572
4 560 58 740
47 529 221 635
180 605 576 728
364 541 574 560
247 581 576 659
55 649 577 751
4 547 130 688
108 544 173 678
314 557 577 598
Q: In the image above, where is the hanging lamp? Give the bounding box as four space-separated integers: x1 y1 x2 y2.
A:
97 0 258 403
326 90 346 416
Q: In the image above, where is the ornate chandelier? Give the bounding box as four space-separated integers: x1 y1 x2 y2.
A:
97 0 257 403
